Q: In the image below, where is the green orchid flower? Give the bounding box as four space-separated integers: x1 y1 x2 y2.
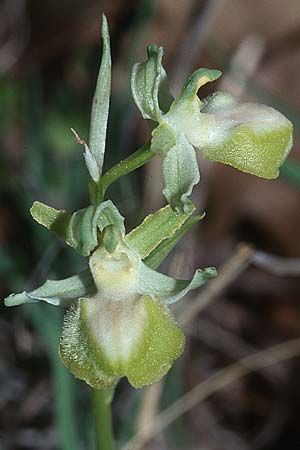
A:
5 201 216 389
131 46 293 212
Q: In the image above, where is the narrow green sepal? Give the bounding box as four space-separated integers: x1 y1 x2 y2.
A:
144 214 202 269
125 204 194 259
131 44 173 121
4 270 95 307
161 132 200 213
30 201 72 245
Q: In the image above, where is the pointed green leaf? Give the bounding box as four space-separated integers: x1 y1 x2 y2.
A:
88 14 111 180
138 262 217 305
131 44 173 122
4 270 95 307
125 204 194 259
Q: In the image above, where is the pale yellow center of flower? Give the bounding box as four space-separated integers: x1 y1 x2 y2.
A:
89 241 140 302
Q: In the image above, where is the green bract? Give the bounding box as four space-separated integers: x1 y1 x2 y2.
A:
72 15 111 183
132 51 293 211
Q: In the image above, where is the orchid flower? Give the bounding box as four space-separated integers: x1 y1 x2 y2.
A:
5 201 216 388
131 46 293 212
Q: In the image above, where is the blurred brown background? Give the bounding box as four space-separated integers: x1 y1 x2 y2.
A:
1 1 300 449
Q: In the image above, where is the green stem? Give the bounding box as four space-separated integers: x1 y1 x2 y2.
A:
92 142 155 203
92 388 115 450
89 143 155 447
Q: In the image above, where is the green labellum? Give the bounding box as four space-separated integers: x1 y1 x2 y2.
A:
200 123 292 179
59 295 184 389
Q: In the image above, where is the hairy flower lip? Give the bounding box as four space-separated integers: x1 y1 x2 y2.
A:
60 294 185 389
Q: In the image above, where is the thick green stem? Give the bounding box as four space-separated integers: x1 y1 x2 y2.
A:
92 388 115 450
92 142 155 203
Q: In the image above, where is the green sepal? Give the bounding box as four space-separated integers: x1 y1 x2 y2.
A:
131 44 173 122
148 69 221 211
138 262 217 305
69 200 125 256
125 204 194 259
161 132 200 213
87 14 111 181
4 270 95 307
151 121 176 156
30 201 72 245
144 214 202 270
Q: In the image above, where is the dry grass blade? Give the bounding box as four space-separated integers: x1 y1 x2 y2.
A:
253 250 300 276
178 243 254 327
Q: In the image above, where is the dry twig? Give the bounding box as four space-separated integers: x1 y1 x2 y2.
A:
179 244 254 327
122 337 300 450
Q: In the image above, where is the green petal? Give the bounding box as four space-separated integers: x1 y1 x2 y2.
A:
174 68 222 104
69 200 125 256
4 270 95 307
138 262 217 304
